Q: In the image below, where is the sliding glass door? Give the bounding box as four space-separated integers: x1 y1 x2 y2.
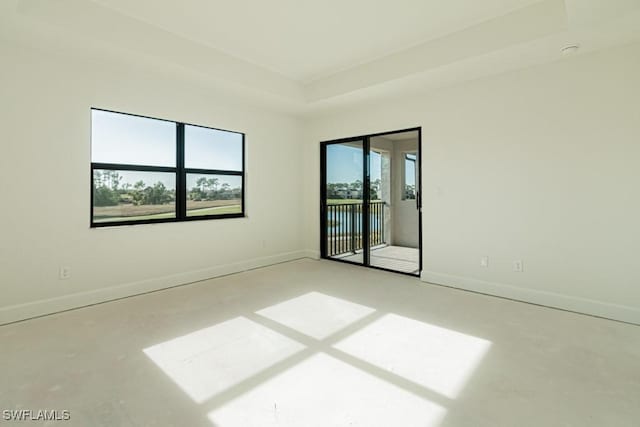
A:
321 129 422 276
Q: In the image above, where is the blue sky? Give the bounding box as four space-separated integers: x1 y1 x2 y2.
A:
92 110 176 166
91 110 242 188
326 144 381 184
185 124 242 171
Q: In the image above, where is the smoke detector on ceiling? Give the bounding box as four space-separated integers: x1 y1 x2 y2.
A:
561 45 580 55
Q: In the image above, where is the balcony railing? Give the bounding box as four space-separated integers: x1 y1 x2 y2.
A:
326 201 385 257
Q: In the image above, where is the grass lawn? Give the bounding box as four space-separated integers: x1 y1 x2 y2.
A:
93 211 176 223
94 204 241 223
187 205 241 217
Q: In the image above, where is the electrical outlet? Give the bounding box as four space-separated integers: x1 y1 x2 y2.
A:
513 260 523 272
59 266 71 280
480 256 489 267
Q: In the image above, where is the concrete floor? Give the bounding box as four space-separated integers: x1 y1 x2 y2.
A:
339 245 420 274
1 259 639 426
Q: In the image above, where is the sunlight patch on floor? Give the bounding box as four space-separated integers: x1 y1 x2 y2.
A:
143 317 305 403
256 292 376 339
207 353 446 427
334 313 491 399
144 292 491 424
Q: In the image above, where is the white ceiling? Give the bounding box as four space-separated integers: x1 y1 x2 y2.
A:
1 0 640 114
89 0 542 83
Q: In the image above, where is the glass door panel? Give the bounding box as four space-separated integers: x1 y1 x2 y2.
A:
368 147 386 250
324 140 365 264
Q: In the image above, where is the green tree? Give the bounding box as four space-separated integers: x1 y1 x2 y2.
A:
131 180 146 205
189 187 203 201
92 170 121 206
143 182 171 205
93 186 119 206
196 177 209 192
207 178 219 194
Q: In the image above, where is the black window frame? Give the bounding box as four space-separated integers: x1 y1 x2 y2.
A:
90 108 245 228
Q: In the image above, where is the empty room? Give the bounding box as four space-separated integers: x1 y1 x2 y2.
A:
1 1 639 426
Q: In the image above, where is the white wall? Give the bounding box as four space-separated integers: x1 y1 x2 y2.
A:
391 138 420 248
0 41 306 324
369 137 393 244
2 36 639 326
303 42 640 324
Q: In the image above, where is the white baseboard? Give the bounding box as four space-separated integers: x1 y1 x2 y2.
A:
421 270 640 325
0 250 313 326
302 249 321 260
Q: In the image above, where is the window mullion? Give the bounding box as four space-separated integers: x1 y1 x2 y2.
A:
177 123 186 220
183 168 243 176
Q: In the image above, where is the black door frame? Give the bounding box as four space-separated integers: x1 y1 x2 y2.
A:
320 127 422 276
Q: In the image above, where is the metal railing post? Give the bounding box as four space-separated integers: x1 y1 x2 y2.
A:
350 203 356 253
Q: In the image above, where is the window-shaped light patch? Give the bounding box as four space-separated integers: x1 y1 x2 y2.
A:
186 174 242 216
334 313 491 399
92 170 176 223
91 110 176 167
185 125 243 171
255 292 375 340
143 317 305 404
208 353 446 427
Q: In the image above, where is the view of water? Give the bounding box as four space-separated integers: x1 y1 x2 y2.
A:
327 211 381 234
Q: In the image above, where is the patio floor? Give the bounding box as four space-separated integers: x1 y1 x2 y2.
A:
336 245 420 275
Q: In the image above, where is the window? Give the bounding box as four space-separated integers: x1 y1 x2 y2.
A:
403 152 417 200
91 109 244 227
